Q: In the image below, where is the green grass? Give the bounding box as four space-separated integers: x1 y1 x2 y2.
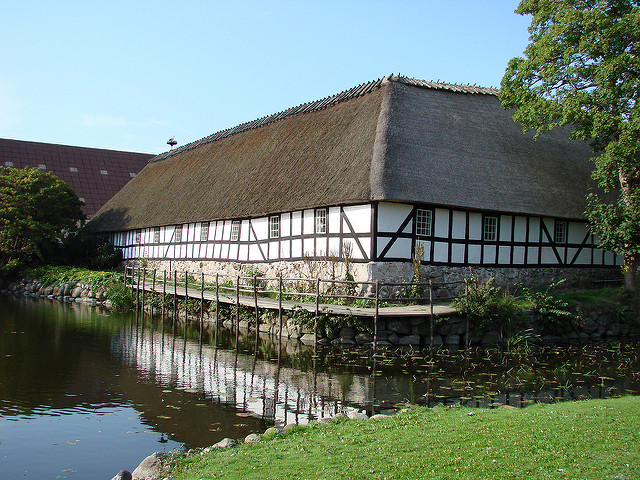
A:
557 286 627 307
165 396 639 480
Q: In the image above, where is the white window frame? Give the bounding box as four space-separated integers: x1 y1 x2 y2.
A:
554 221 567 244
416 208 433 236
483 216 497 242
269 216 280 238
200 222 209 241
135 230 141 244
174 225 182 243
231 220 241 241
315 208 327 234
153 227 160 243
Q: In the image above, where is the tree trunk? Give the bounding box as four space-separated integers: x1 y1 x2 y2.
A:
623 255 639 295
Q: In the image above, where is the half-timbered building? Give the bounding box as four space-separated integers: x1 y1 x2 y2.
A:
88 75 622 285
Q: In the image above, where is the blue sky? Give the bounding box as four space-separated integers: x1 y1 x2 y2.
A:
1 1 531 154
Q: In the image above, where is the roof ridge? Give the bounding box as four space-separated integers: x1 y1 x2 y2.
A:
152 75 498 162
388 74 499 95
153 77 386 162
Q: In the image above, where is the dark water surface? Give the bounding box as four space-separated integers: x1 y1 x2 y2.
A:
0 295 638 479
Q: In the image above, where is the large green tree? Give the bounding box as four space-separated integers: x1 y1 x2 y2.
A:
0 166 85 275
500 0 640 292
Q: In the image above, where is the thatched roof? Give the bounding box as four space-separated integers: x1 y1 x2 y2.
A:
89 75 597 232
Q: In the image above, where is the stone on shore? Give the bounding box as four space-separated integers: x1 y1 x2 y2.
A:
111 470 132 480
131 452 165 480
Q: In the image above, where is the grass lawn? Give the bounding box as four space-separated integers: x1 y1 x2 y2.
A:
165 396 639 479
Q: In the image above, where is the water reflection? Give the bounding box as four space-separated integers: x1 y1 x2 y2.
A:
0 295 639 479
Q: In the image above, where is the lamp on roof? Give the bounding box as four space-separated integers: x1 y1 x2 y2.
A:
167 137 177 149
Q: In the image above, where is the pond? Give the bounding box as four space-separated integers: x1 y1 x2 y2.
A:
0 295 638 479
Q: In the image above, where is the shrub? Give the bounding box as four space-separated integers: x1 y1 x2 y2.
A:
106 282 133 311
452 275 525 336
522 280 573 333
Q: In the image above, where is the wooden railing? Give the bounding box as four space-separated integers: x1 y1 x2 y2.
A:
124 266 463 349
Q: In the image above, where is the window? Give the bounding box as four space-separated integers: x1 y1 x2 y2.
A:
135 230 141 244
554 221 567 244
200 222 209 241
416 208 433 236
269 216 280 238
315 208 327 234
129 172 137 178
4 161 13 167
153 227 160 243
174 225 182 242
38 164 46 170
100 169 108 175
69 166 78 173
231 220 241 241
483 216 497 241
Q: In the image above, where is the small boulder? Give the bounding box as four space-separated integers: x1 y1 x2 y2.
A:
131 452 165 480
346 411 368 420
244 433 261 444
213 437 237 449
111 470 132 480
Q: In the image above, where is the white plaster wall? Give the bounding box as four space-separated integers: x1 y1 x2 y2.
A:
451 211 466 240
434 208 449 238
377 202 412 233
513 216 527 242
343 205 371 233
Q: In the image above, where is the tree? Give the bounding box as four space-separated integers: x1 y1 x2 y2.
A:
500 0 640 292
0 166 85 275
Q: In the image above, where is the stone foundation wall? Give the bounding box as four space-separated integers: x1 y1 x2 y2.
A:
197 306 639 349
129 259 622 301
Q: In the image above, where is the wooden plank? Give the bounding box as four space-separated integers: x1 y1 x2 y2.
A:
134 280 457 318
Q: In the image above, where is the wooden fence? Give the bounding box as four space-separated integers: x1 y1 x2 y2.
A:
125 266 462 349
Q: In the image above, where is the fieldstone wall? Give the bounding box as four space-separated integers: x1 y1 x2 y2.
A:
128 259 621 297
156 300 639 349
1 278 112 308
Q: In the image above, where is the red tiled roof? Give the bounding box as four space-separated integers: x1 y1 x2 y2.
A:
0 138 153 218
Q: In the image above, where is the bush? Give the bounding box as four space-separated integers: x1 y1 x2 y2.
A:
522 280 573 333
22 265 123 293
452 275 525 336
106 282 134 311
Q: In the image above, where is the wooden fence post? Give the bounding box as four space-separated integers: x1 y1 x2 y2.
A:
142 268 146 310
278 276 283 342
465 279 470 348
173 270 177 321
151 269 156 315
235 276 240 349
184 271 189 322
429 279 434 349
129 266 135 298
136 268 141 309
200 272 204 333
162 270 166 318
215 273 220 347
374 281 379 351
315 278 320 348
254 275 260 354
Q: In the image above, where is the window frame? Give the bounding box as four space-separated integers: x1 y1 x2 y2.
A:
483 216 498 242
554 221 567 244
415 208 433 237
174 225 182 243
269 216 280 239
153 227 160 243
230 220 241 241
200 222 210 242
134 229 141 244
315 208 327 234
